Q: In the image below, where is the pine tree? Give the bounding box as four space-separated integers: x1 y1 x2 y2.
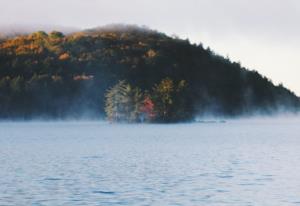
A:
105 81 144 122
105 80 127 122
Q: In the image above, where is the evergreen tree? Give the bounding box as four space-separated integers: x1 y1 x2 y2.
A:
105 81 143 122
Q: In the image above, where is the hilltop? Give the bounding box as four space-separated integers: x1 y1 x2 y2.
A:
0 25 299 120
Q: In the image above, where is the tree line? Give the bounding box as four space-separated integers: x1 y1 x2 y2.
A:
0 25 299 120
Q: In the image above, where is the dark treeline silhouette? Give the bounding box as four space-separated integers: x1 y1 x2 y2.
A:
0 24 299 120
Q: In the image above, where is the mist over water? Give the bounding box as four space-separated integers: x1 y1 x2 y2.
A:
1 118 300 205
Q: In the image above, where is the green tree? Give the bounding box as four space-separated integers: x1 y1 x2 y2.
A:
49 31 65 39
105 81 143 122
152 78 174 121
151 78 188 122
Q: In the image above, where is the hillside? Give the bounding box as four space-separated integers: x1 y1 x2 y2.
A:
0 25 299 120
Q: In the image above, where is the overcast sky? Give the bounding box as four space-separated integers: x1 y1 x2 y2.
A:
1 0 299 95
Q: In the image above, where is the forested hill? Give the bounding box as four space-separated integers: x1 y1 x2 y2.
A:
0 25 299 120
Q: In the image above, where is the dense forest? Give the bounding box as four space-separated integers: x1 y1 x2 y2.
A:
0 25 299 121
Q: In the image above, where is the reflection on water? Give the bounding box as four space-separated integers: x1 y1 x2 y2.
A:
1 120 300 205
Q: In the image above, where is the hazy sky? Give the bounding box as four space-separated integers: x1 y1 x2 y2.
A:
1 0 299 95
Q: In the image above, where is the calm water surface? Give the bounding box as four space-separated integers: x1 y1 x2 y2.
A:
1 119 300 206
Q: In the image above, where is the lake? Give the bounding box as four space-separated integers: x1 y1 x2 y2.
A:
1 118 300 205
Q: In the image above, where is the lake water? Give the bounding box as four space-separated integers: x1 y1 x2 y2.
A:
1 119 300 206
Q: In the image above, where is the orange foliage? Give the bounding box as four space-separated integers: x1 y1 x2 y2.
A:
59 53 70 61
146 49 157 58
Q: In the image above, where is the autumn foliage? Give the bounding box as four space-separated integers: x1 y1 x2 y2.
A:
0 25 299 120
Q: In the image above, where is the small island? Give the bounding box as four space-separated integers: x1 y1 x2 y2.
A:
105 78 189 123
0 25 299 122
